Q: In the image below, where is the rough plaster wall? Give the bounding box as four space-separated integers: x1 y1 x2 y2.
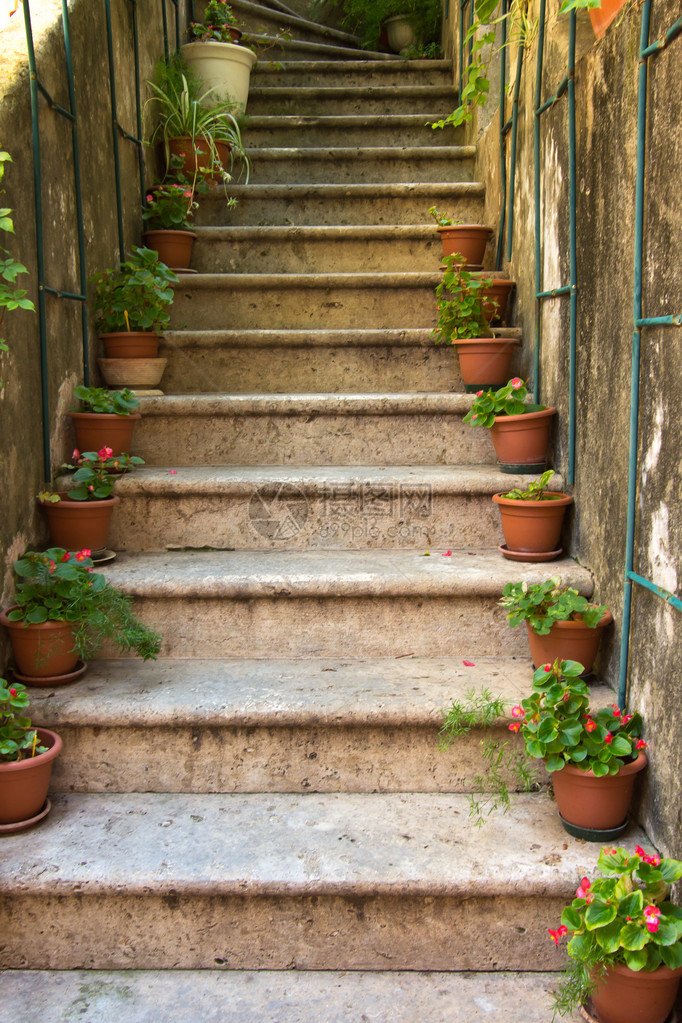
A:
452 0 681 853
0 0 190 665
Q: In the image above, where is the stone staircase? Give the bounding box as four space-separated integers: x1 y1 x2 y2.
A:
0 5 642 1020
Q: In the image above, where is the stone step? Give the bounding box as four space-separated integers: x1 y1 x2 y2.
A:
229 0 360 47
195 182 485 226
132 392 495 466
96 550 592 659
107 462 542 551
242 113 463 148
250 57 455 88
246 84 457 117
29 656 608 795
0 790 647 970
28 655 548 793
190 225 448 274
0 970 584 1023
246 145 476 184
158 325 520 394
169 271 441 331
242 32 397 61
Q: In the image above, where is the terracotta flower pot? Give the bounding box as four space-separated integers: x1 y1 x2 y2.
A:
453 337 520 391
591 961 682 1023
526 611 613 672
589 0 628 38
481 280 515 324
437 225 491 265
41 494 119 552
492 491 573 553
551 751 648 831
0 610 79 679
0 728 63 825
99 332 160 359
142 229 196 270
490 406 556 469
67 412 140 457
167 137 231 181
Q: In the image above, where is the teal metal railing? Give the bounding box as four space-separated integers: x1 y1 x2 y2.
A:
496 3 525 269
617 0 682 707
22 0 183 478
532 0 578 483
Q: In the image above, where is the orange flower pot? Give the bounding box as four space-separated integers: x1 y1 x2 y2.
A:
99 332 160 358
436 224 491 265
591 961 682 1023
0 728 63 825
41 494 119 552
492 491 573 553
490 407 556 468
67 412 140 457
552 752 647 831
142 229 196 270
453 337 520 391
0 610 79 679
526 611 613 672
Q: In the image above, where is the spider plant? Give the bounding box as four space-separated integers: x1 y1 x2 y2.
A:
145 56 250 187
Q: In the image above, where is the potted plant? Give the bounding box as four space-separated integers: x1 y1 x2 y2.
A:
550 846 682 1023
67 386 141 455
182 0 257 113
463 377 557 472
433 253 519 391
316 0 441 52
38 447 144 555
146 55 250 186
499 577 613 671
490 470 573 560
428 206 491 266
512 659 647 839
0 547 161 684
0 679 62 830
91 246 177 355
142 182 198 271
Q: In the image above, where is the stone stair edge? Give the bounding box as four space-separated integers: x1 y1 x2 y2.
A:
26 655 612 729
250 58 454 73
245 144 476 159
248 84 455 98
190 225 489 239
209 182 485 198
244 113 454 126
111 464 558 497
161 326 519 344
242 32 400 59
169 270 504 289
0 791 644 898
230 0 361 46
98 549 593 600
137 393 476 415
0 970 582 1023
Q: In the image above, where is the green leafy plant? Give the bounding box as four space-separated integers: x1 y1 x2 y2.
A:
432 252 493 343
72 385 140 416
499 578 610 635
0 149 35 385
39 447 144 504
512 659 645 776
0 679 48 762
431 0 538 130
463 376 540 428
189 0 239 41
7 547 161 661
311 0 442 52
498 468 559 501
428 205 461 227
143 183 197 230
146 54 250 186
439 687 540 825
550 845 682 1018
91 247 178 334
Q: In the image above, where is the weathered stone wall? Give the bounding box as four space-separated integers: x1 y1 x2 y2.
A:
443 0 681 854
0 0 190 658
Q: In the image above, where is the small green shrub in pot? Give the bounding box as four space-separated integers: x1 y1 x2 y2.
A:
500 577 609 635
72 386 140 416
91 247 177 335
432 252 493 344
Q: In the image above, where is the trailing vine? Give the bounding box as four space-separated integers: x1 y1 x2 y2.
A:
0 149 35 391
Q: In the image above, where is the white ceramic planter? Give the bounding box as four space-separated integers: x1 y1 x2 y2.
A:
181 41 257 112
384 15 417 53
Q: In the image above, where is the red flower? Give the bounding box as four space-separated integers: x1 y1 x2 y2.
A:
604 732 613 744
585 717 597 732
636 739 647 750
98 446 113 460
508 722 521 733
548 925 568 946
9 688 16 697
